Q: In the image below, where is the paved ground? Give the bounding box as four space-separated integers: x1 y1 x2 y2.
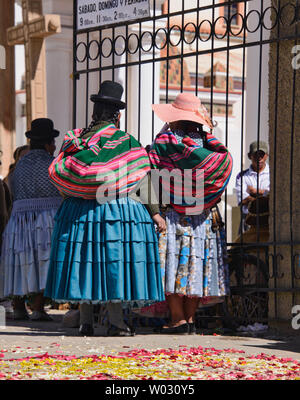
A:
0 310 300 361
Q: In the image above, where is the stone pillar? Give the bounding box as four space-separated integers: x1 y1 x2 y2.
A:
268 0 300 332
0 0 15 178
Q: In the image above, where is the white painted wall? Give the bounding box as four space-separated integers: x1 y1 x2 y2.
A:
43 0 165 152
42 0 74 153
15 2 27 147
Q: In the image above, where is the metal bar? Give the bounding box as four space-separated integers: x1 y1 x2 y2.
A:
230 287 300 293
112 27 115 81
237 0 247 247
72 0 78 129
75 1 249 34
85 31 89 128
166 0 170 104
138 21 142 142
224 0 230 241
228 241 300 247
125 24 129 133
98 26 102 87
253 0 264 284
272 0 282 320
74 35 299 75
290 0 298 302
180 0 184 92
195 0 200 96
210 0 215 124
151 0 156 143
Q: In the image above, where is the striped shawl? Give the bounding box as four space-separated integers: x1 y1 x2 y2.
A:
48 124 150 199
149 129 233 214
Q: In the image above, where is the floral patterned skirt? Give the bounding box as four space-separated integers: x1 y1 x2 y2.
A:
159 208 229 297
132 208 229 319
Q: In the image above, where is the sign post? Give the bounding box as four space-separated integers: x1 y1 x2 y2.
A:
77 0 150 30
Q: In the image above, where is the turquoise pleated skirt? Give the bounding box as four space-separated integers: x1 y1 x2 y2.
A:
44 197 165 305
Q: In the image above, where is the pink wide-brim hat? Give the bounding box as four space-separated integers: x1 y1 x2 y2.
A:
152 92 213 129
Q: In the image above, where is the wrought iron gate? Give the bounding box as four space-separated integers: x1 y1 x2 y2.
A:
73 0 300 328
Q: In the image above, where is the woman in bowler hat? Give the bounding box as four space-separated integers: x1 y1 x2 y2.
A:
44 81 166 336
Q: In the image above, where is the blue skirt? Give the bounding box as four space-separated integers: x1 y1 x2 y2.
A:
0 197 62 298
44 197 165 305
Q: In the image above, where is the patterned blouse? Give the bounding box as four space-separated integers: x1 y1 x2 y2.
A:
173 129 204 147
11 149 61 201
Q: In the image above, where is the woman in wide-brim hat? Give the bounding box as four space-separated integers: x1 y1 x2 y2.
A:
144 92 233 334
44 81 166 336
0 118 62 321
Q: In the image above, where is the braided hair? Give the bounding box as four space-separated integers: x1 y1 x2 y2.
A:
80 102 121 138
196 122 208 147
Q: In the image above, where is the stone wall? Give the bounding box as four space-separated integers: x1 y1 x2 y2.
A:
0 0 15 178
268 0 300 332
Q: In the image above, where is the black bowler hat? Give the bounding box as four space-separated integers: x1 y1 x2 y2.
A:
25 118 60 140
90 81 126 109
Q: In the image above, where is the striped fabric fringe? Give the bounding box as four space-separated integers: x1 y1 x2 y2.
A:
48 124 151 199
149 129 233 214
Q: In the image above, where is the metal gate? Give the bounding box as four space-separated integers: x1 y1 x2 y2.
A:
73 0 300 328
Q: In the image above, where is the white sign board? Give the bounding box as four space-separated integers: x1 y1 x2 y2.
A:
77 0 150 30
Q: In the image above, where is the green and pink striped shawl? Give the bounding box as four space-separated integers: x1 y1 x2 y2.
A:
149 129 233 214
48 124 150 199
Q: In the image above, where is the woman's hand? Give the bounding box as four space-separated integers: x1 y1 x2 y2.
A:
152 213 166 233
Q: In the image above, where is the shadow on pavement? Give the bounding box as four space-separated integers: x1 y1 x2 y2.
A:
241 336 300 355
0 311 162 337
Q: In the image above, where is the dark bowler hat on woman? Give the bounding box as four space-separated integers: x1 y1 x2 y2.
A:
25 118 60 140
90 80 126 109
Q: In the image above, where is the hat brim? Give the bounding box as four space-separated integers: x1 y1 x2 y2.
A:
25 129 60 139
90 95 126 110
249 148 268 155
152 104 213 129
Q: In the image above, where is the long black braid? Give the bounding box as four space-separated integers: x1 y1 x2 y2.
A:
80 120 98 138
80 103 121 138
196 123 208 148
177 120 208 148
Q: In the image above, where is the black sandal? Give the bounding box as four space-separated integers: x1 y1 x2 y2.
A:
160 323 189 335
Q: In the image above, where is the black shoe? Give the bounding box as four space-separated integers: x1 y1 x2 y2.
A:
189 322 196 335
13 310 30 320
160 323 189 335
107 324 135 337
79 323 94 336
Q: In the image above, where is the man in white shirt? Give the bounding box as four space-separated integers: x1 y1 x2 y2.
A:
235 141 270 233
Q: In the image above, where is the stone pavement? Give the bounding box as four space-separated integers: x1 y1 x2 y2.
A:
1 310 300 361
